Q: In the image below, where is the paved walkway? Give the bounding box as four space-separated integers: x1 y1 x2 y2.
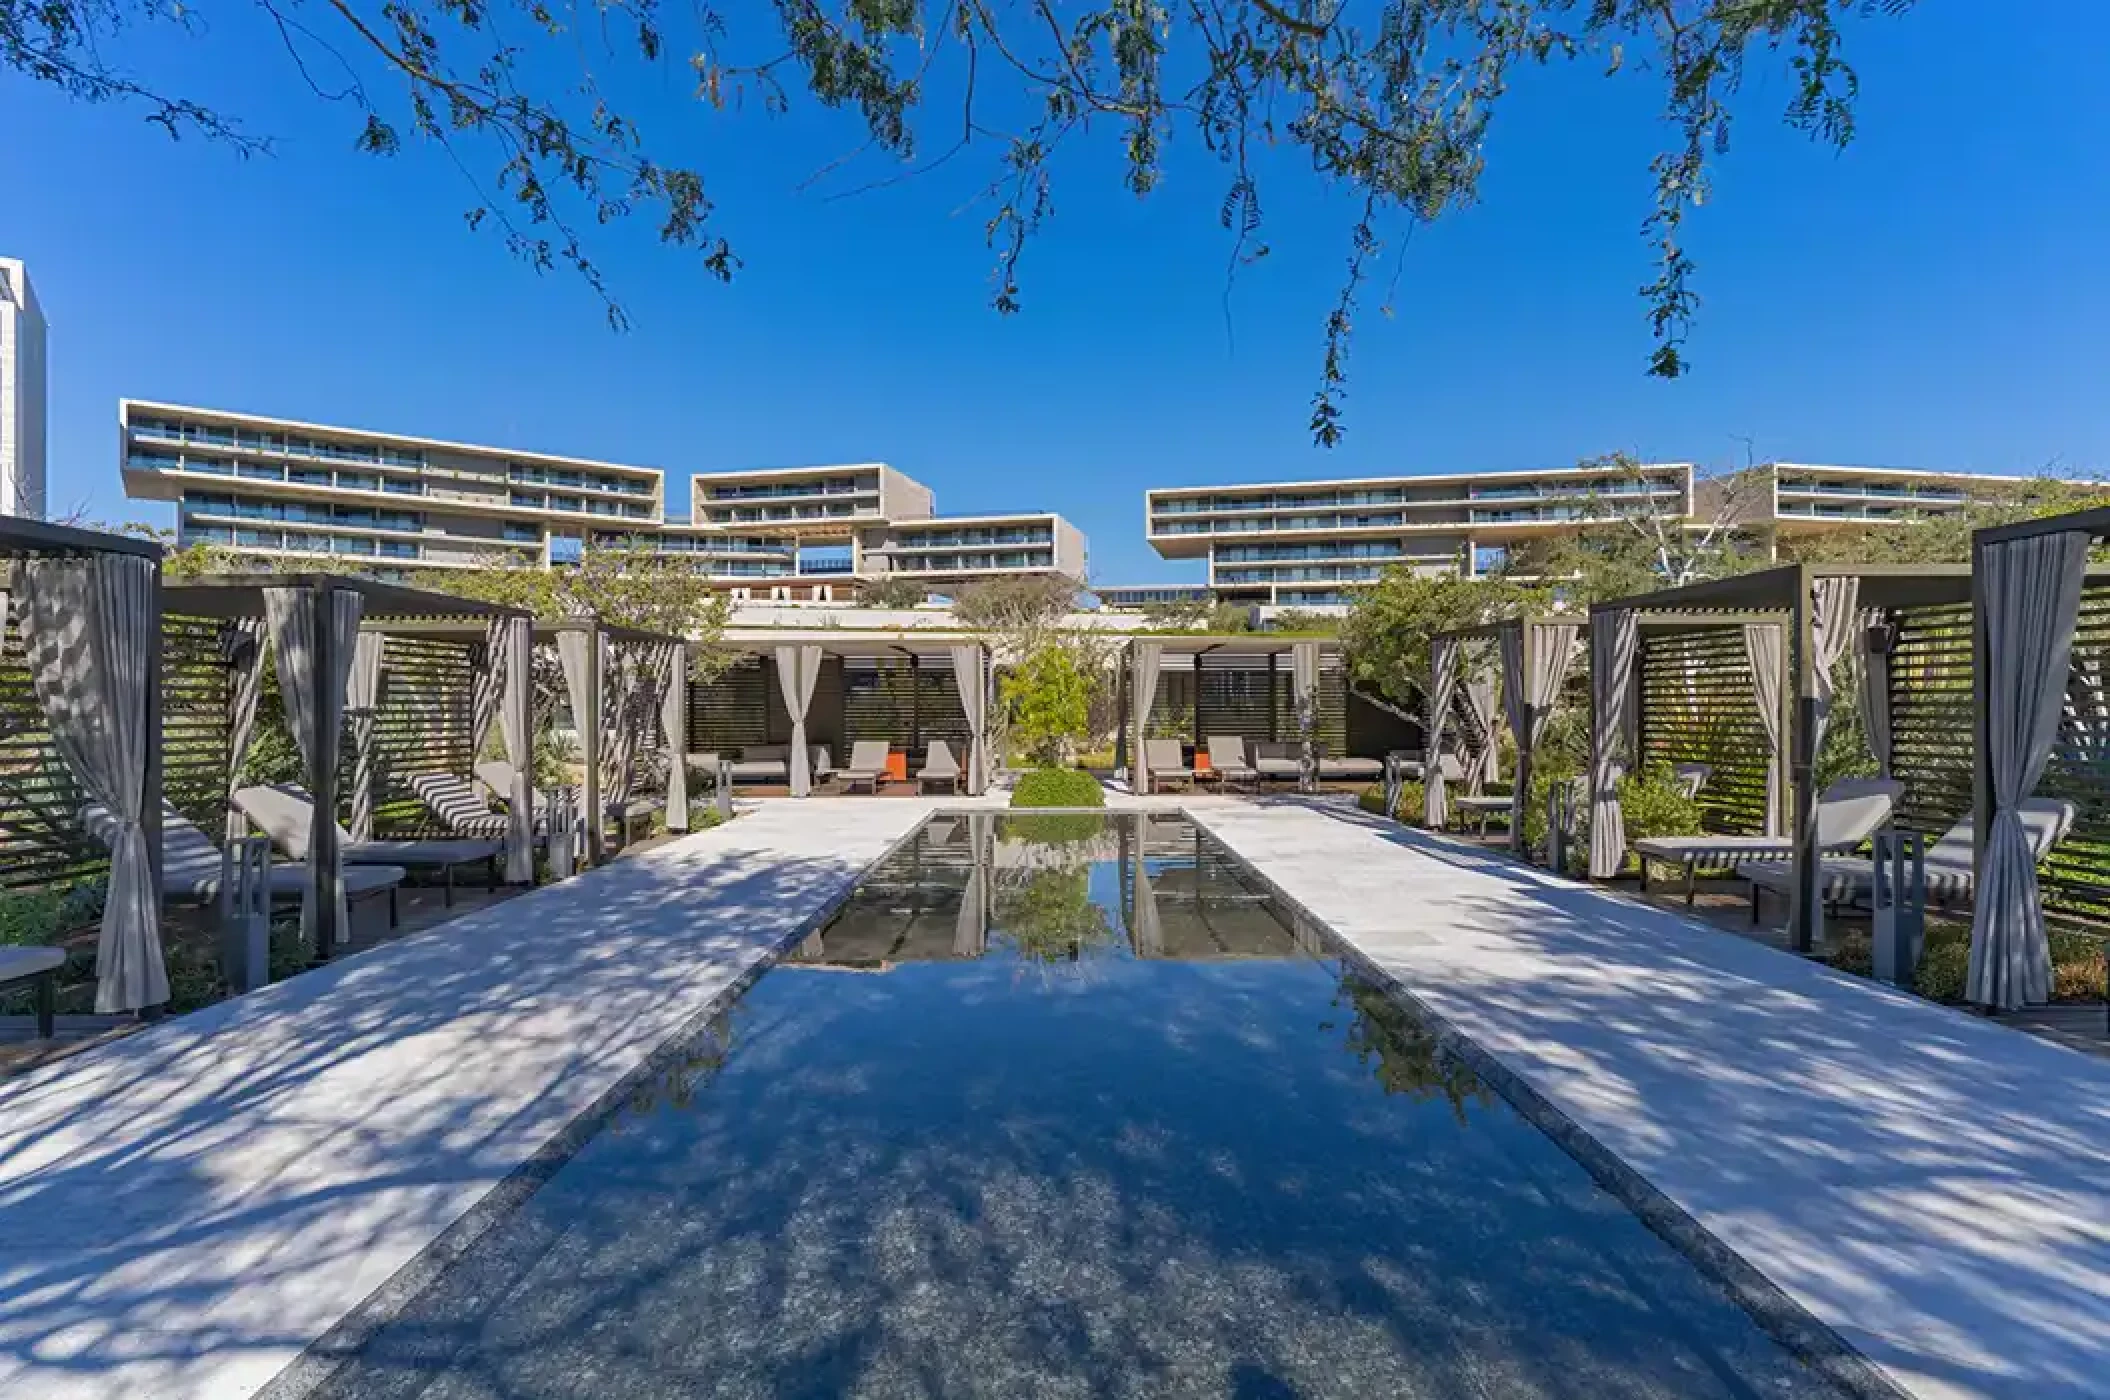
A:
0 801 951 1400
1191 802 2110 1400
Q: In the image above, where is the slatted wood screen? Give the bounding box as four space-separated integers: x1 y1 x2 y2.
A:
689 654 968 763
689 657 774 752
1638 627 1771 835
0 608 101 890
1885 603 1973 838
371 636 478 838
2041 584 2110 926
164 616 234 836
1138 653 1351 753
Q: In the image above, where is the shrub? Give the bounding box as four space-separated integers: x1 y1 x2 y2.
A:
1618 763 1705 843
1011 767 1105 809
1356 781 1425 825
1001 644 1093 766
1832 920 2106 1004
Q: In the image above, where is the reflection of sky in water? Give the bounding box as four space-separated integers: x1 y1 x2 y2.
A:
319 816 1846 1400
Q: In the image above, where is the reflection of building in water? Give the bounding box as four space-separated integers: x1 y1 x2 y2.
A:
790 814 1309 968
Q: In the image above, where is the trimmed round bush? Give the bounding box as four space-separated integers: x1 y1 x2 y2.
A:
1010 767 1106 809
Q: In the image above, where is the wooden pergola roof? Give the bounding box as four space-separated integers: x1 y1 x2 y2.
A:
0 517 164 561
165 573 530 623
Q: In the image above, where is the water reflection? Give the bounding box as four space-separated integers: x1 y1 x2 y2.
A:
793 814 1307 969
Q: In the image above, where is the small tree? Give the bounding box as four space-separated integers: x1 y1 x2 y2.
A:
952 575 1079 658
1002 644 1093 768
1340 567 1540 715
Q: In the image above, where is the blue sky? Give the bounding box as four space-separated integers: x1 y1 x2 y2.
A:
3 2 2107 583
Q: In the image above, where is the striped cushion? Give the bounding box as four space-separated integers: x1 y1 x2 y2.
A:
1742 857 1976 906
1632 835 1796 869
408 772 510 839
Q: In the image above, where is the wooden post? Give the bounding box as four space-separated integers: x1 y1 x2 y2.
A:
1512 621 1533 856
1112 641 1130 776
143 560 165 945
1789 565 1821 953
581 626 604 866
504 615 535 878
310 585 341 961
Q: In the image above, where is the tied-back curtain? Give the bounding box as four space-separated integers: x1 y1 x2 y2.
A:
1498 624 1527 761
1588 610 1638 879
1461 667 1499 794
1808 576 1862 754
1423 637 1460 828
498 617 535 882
223 617 269 843
775 644 823 796
1743 623 1787 836
662 643 689 830
345 632 387 841
1292 640 1321 787
1129 837 1164 958
599 639 636 805
955 816 990 956
1131 642 1163 795
265 585 364 947
555 628 594 774
468 617 508 763
951 644 989 795
1969 530 2091 1010
17 555 167 1013
1858 616 1894 779
1524 623 1581 747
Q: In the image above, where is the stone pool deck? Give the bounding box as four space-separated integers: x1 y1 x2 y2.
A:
1191 802 2110 1400
0 800 966 1400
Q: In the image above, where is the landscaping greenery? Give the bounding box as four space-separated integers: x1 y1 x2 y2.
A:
1002 645 1095 768
995 866 1115 964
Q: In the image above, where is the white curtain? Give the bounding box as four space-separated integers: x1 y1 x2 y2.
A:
1292 640 1321 787
223 617 269 843
1499 624 1526 837
1129 840 1164 958
662 643 689 831
1513 621 1581 850
265 585 364 947
1808 575 1862 754
345 631 387 841
1131 642 1163 794
1969 531 2091 1009
465 616 508 764
1588 610 1638 879
775 644 823 796
1423 637 1459 827
951 644 989 795
555 628 596 854
499 617 535 882
1744 623 1787 836
17 555 167 1013
1461 667 1499 794
1858 616 1894 779
956 817 989 956
600 640 646 810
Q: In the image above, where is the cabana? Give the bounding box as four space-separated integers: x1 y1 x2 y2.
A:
538 618 688 857
0 518 166 1015
1115 636 1411 795
1970 509 2110 1011
1589 564 1978 953
1425 616 1585 852
164 576 534 962
690 632 996 796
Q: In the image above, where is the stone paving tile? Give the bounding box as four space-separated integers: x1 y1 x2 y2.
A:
1190 801 2110 1400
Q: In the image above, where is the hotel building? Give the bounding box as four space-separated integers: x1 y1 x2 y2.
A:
0 257 47 518
120 401 1086 594
1142 460 2049 606
1144 461 1695 606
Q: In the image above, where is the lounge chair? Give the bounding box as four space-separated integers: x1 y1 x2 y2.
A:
84 801 405 922
409 770 511 840
1206 736 1258 791
235 784 502 906
1673 763 1713 799
476 760 549 817
918 741 962 795
1142 739 1192 794
843 740 893 793
1435 756 1513 833
1632 777 1905 904
1250 741 1302 783
1742 798 2079 920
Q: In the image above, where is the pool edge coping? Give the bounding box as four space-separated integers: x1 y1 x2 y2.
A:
1181 804 1916 1400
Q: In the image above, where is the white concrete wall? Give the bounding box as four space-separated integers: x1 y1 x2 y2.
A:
0 257 47 519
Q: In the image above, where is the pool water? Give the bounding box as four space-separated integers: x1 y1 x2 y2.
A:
317 814 1843 1399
